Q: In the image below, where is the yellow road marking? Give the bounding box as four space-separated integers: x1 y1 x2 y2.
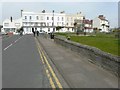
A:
35 37 63 89
35 38 56 89
45 67 56 89
41 51 63 89
36 38 63 89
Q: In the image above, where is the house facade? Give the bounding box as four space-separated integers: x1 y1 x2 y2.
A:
83 19 93 33
74 18 93 33
2 17 22 35
65 12 85 32
22 11 85 34
93 15 110 32
2 11 110 34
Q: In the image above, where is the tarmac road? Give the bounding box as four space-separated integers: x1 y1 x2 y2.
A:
2 35 51 88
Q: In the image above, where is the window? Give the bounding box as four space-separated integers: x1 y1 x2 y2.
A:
35 22 38 26
48 28 50 32
47 23 49 26
30 16 32 20
68 28 69 31
44 23 46 26
58 17 59 21
62 17 64 21
47 17 49 20
62 22 64 25
72 28 74 31
15 23 20 27
40 23 43 26
52 22 53 26
30 22 33 25
4 23 9 26
36 16 39 20
40 28 42 32
41 16 43 20
52 17 53 20
25 16 27 19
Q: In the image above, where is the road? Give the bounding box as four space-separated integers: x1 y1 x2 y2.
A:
2 35 51 88
2 34 119 89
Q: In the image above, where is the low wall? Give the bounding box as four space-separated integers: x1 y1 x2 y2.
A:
54 36 120 77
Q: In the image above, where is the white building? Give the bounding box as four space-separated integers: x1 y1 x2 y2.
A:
65 12 84 32
2 17 22 35
22 11 85 34
93 15 110 32
83 19 93 33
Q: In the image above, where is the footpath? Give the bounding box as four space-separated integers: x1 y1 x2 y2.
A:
37 35 118 88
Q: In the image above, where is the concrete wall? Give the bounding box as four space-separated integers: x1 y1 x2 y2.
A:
54 36 120 77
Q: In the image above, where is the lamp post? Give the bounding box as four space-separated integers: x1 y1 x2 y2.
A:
83 17 86 35
21 10 24 34
52 10 55 33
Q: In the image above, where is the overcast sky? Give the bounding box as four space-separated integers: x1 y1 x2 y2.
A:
0 1 119 28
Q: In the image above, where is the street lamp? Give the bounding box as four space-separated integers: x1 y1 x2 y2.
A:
83 17 86 35
52 10 55 33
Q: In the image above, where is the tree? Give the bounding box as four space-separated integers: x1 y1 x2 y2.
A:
93 28 98 34
56 26 63 32
17 26 23 33
74 22 79 35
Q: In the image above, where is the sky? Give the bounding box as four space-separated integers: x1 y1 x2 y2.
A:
0 1 119 28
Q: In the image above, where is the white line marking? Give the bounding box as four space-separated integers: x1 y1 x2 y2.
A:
3 36 23 51
14 39 18 43
4 43 12 51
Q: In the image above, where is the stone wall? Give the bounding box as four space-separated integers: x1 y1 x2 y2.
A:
54 36 120 77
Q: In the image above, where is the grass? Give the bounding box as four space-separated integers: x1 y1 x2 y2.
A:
55 32 75 37
55 33 120 56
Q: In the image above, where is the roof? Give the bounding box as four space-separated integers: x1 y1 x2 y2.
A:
98 15 108 21
83 19 92 24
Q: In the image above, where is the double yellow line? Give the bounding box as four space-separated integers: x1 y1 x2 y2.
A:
35 38 63 89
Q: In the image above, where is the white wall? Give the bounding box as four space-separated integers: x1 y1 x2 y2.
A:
93 17 101 29
22 11 85 34
93 17 110 32
3 18 22 34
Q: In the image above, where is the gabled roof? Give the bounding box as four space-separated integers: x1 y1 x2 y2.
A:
98 15 108 21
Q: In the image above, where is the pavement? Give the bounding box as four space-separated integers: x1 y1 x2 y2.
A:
2 34 119 88
37 34 118 88
2 35 50 88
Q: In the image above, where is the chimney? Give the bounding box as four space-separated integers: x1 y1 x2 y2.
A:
10 16 12 22
21 10 23 17
99 15 103 18
42 10 45 13
60 11 65 13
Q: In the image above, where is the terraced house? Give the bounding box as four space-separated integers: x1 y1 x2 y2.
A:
22 10 85 34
